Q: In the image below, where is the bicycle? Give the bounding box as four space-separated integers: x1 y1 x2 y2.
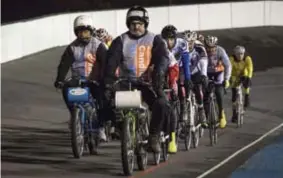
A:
186 87 204 149
175 83 204 151
112 77 152 176
64 77 100 158
205 80 220 146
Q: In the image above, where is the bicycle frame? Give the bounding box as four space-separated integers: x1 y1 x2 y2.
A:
236 83 243 112
187 91 200 132
235 82 244 127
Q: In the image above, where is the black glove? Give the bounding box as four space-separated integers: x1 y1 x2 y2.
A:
54 81 64 89
200 75 208 87
184 79 193 90
241 76 251 88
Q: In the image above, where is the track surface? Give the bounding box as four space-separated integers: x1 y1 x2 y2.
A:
2 27 283 178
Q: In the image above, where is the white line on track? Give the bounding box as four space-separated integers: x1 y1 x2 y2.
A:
196 122 283 178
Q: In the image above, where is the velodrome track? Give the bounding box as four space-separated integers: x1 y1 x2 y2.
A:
1 27 283 178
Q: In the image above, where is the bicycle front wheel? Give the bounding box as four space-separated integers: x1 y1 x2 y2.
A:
209 97 218 146
71 108 85 158
121 113 135 176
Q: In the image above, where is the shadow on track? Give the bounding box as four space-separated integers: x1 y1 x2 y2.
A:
1 125 123 176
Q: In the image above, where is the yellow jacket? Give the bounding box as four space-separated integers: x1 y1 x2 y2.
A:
230 55 253 79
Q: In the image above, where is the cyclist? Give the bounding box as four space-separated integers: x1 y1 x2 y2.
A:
103 6 177 153
204 35 231 129
53 15 108 141
161 25 190 122
96 28 113 48
197 33 205 44
230 45 253 122
184 30 209 128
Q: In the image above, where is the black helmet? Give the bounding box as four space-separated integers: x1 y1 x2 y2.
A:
161 25 177 39
126 6 149 28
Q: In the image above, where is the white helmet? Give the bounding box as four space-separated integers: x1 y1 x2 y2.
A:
73 15 94 36
205 35 218 47
184 30 197 41
233 45 246 55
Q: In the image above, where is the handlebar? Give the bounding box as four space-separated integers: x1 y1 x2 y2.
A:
112 77 151 89
62 77 100 87
109 77 157 100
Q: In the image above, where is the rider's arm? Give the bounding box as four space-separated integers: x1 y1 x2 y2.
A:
219 46 232 80
151 35 169 96
94 43 108 80
196 46 208 77
245 56 253 78
103 37 123 86
181 51 191 80
55 45 74 82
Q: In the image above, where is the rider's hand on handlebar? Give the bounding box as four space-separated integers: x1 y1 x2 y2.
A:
54 81 64 89
223 80 230 89
200 75 208 87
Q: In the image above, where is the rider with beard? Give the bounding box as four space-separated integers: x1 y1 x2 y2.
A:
54 15 108 141
103 6 177 153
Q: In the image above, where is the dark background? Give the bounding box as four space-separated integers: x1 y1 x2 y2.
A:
2 0 261 24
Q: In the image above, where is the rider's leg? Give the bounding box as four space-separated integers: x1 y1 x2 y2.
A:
192 73 207 128
89 83 107 141
242 77 251 108
178 74 186 121
148 97 170 153
215 72 226 128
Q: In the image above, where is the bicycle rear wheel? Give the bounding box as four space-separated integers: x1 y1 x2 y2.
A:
121 114 135 176
88 108 99 155
162 138 169 161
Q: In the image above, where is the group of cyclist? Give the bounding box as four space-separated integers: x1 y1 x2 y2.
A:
54 5 253 155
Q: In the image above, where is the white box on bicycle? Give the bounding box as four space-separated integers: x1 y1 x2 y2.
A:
115 90 142 109
67 87 90 103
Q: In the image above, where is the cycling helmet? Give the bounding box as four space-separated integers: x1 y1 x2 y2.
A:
233 45 246 55
96 28 108 41
126 6 149 28
184 30 197 41
204 35 218 47
161 25 177 39
198 33 205 42
73 15 94 36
